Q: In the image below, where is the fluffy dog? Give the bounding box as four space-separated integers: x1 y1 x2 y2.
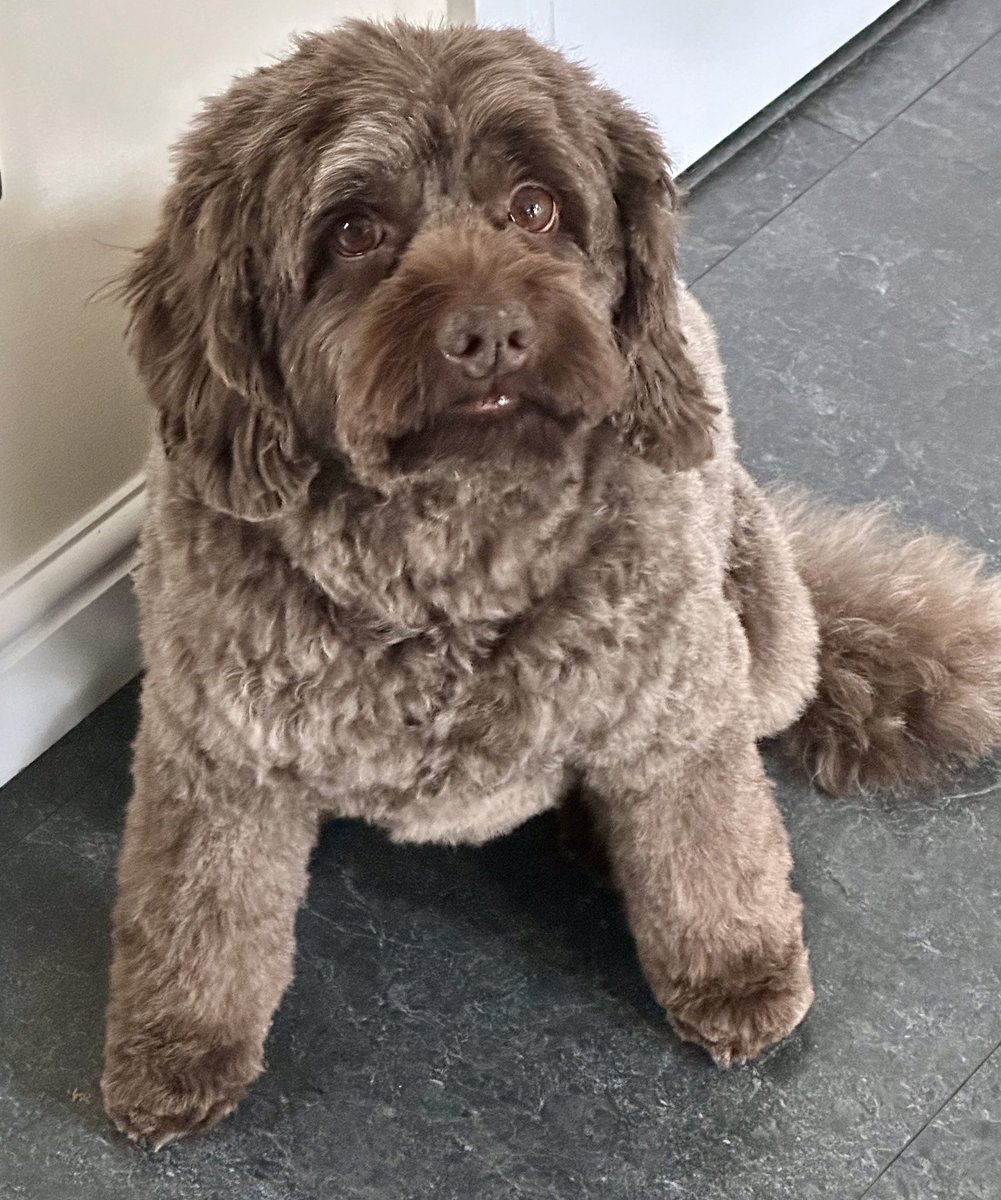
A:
102 20 1001 1146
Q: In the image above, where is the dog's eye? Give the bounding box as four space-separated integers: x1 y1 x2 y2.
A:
333 212 384 257
508 185 559 234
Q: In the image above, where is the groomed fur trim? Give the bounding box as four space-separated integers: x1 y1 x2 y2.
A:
772 488 1001 794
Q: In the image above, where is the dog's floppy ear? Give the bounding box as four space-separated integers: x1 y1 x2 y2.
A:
600 97 718 472
122 166 318 521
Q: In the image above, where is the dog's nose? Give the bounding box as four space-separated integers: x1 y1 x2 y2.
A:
436 304 536 379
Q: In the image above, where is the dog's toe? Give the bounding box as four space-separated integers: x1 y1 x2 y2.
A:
102 1037 261 1148
665 948 814 1066
107 1087 244 1149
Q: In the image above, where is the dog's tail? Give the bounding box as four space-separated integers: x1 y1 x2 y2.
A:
770 489 1001 794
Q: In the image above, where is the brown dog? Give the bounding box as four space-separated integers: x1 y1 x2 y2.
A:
102 20 1001 1147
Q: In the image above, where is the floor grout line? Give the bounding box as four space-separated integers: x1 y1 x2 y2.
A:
854 1040 1001 1197
798 112 865 142
688 22 1001 287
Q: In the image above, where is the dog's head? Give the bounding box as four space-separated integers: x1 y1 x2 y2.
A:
124 21 717 518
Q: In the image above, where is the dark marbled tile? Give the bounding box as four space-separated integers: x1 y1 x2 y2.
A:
692 29 1001 559
679 115 858 282
267 776 1001 1200
2 745 1000 1199
0 758 130 1199
865 1046 1001 1199
0 675 140 857
800 0 1001 142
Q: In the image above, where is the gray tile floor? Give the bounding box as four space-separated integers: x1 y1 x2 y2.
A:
3 2 1001 1195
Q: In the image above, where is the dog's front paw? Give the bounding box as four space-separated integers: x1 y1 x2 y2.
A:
663 947 814 1067
102 1031 263 1149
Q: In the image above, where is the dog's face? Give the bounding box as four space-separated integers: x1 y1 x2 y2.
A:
125 21 717 517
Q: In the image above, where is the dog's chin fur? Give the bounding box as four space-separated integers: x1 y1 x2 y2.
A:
102 18 1001 1148
387 404 586 479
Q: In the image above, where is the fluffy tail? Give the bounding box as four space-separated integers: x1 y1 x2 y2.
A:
771 489 1001 794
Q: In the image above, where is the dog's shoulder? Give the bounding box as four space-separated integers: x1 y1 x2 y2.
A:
675 282 729 416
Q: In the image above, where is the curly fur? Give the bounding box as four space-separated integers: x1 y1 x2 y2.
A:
101 20 1001 1146
773 490 1001 794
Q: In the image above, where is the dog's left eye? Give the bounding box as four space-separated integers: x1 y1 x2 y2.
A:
508 185 559 234
333 212 385 257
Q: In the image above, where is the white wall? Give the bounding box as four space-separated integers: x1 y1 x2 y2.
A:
0 0 445 580
0 0 445 784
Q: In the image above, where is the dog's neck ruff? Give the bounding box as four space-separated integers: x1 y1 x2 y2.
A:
278 439 615 636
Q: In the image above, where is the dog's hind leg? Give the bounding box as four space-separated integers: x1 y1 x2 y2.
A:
771 489 1001 794
724 467 820 739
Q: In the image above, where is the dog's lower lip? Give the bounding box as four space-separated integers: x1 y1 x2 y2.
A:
454 393 522 415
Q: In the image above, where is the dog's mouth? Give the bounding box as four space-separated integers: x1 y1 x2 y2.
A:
451 390 524 417
444 376 570 422
384 379 583 477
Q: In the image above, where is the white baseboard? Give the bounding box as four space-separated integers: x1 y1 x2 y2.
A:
0 476 146 788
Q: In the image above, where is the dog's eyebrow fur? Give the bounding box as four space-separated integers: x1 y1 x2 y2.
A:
466 90 580 170
462 91 592 201
309 120 417 216
308 105 593 248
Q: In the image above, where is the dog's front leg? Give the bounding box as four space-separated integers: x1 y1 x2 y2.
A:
586 724 814 1065
101 718 319 1147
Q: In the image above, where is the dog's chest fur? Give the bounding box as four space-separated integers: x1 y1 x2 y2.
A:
139 443 734 844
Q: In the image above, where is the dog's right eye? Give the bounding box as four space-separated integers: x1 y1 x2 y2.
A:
333 212 385 257
508 185 559 234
